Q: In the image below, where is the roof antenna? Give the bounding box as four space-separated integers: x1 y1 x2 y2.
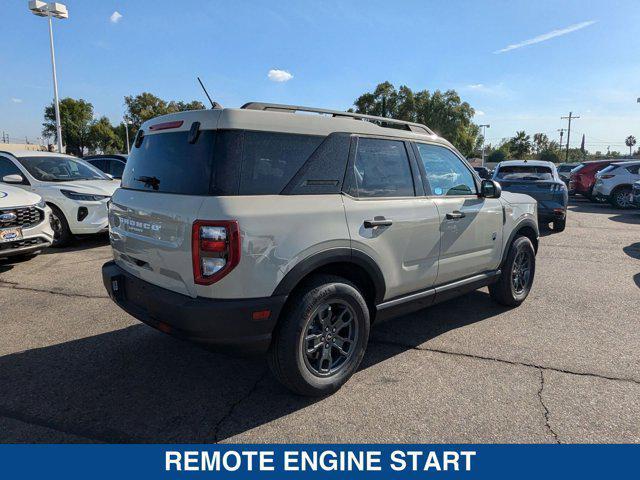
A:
197 76 222 109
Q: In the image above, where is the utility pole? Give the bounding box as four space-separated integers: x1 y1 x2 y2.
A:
479 124 490 166
561 112 579 162
557 128 565 151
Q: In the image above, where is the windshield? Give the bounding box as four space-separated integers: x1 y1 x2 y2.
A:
558 165 575 172
496 165 553 181
18 156 108 182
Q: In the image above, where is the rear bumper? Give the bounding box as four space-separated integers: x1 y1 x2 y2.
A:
102 261 287 355
538 205 566 222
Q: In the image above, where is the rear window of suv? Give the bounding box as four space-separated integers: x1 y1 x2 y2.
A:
496 165 553 180
121 129 324 195
122 130 216 195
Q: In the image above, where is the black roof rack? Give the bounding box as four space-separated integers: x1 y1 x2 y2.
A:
240 102 434 135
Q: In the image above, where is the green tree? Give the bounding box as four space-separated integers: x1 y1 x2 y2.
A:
508 131 532 159
43 98 94 156
539 148 560 163
532 133 549 155
124 92 206 137
89 116 123 154
352 82 479 156
487 149 507 164
625 135 636 156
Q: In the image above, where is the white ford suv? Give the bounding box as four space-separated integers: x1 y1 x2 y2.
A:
102 103 539 396
0 150 120 246
0 183 53 259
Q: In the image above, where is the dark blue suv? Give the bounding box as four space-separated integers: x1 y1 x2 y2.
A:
493 160 568 232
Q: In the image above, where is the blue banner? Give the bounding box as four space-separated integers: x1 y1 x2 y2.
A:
0 444 637 479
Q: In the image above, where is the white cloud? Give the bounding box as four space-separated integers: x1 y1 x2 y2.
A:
11 98 23 103
494 20 596 54
267 69 293 82
474 110 485 116
463 82 510 98
110 11 123 24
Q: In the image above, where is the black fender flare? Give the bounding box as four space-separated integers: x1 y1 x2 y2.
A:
272 248 386 305
501 217 539 267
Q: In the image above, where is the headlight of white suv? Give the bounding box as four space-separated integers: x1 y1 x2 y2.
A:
60 189 110 202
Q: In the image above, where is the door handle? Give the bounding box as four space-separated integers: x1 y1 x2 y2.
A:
363 217 393 228
446 211 466 220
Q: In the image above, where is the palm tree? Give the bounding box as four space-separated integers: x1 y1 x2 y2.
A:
510 131 532 158
625 135 636 157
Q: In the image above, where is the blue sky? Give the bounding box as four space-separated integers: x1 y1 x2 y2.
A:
2 0 639 153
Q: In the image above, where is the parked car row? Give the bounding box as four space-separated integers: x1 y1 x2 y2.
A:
0 150 120 259
569 159 640 209
492 160 568 231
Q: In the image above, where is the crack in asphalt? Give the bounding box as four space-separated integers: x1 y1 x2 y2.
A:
0 281 108 299
211 370 269 443
369 338 640 385
537 369 560 444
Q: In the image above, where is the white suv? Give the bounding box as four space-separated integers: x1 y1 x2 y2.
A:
0 183 53 259
593 160 640 209
102 103 539 396
0 150 120 245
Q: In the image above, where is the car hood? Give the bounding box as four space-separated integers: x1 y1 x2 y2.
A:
500 191 536 205
38 179 120 196
0 184 42 208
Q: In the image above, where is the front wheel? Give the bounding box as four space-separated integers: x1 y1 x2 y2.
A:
268 275 370 396
489 236 536 307
49 205 72 247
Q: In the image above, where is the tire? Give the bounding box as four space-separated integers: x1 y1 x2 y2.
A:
268 274 370 396
48 205 72 247
489 236 536 307
610 186 633 209
552 217 566 232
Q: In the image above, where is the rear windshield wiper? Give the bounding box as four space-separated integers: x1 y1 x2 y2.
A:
135 175 161 190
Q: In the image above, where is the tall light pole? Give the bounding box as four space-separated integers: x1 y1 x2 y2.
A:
28 1 68 154
479 124 490 165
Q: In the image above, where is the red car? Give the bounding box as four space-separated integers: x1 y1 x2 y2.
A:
569 160 617 200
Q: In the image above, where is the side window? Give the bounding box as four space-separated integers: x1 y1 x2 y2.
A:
626 165 639 175
351 138 415 198
0 157 27 184
88 159 106 172
239 132 324 195
415 144 476 196
109 160 125 178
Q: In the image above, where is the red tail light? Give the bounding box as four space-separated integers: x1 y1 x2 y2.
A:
600 174 615 179
149 120 184 131
192 220 240 285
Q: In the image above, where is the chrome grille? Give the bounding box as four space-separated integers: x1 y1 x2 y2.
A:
0 206 44 229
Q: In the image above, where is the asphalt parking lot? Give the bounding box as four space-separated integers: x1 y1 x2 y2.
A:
0 198 638 444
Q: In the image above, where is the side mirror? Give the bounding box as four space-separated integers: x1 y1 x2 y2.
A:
2 174 24 184
481 179 501 198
